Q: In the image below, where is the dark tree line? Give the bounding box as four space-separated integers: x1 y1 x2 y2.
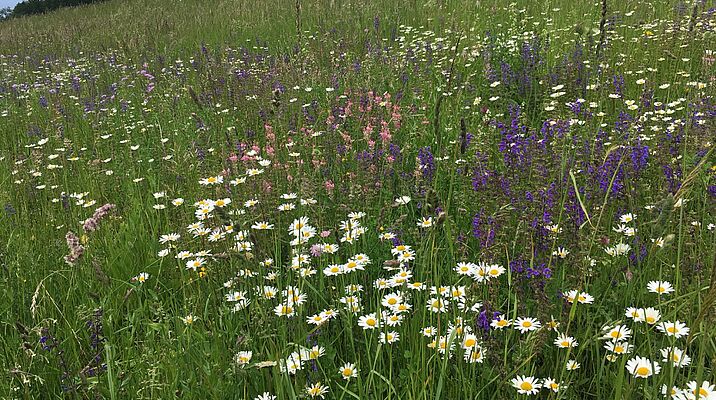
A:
1 0 106 20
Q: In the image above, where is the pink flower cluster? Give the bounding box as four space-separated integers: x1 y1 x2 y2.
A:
64 231 85 265
82 204 116 232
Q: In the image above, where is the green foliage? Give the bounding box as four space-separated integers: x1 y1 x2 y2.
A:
0 0 715 399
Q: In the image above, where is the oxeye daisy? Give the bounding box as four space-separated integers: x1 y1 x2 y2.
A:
320 309 337 320
377 310 400 325
604 341 633 355
422 326 437 337
307 313 328 326
647 280 675 295
426 297 448 313
626 356 660 378
381 292 403 308
234 351 252 366
407 281 425 291
565 290 594 304
449 286 466 300
273 303 295 318
251 221 274 230
417 217 433 228
159 233 181 244
131 272 150 283
554 333 578 348
392 302 412 314
543 378 563 393
357 313 379 330
323 264 343 276
620 213 636 223
305 382 329 398
277 203 295 211
461 333 479 349
185 257 205 271
379 232 397 240
625 307 644 321
685 381 715 399
464 346 486 363
380 331 400 344
642 307 661 325
511 375 541 395
435 335 456 355
565 360 580 370
254 392 276 400
391 244 410 255
338 363 358 380
308 345 326 360
660 385 683 399
491 316 512 330
472 265 488 283
552 246 570 258
545 317 560 332
657 321 689 339
454 262 475 276
514 317 541 333
660 347 691 368
486 264 506 278
602 325 632 341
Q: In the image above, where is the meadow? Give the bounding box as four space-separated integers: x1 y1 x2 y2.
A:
0 0 715 398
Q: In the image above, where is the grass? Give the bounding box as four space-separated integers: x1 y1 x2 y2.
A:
0 0 715 399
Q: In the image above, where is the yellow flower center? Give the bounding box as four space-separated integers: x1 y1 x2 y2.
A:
388 298 397 305
635 366 649 376
366 319 376 326
465 338 476 347
667 326 677 334
522 321 532 328
520 382 533 391
561 341 570 347
614 346 624 353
